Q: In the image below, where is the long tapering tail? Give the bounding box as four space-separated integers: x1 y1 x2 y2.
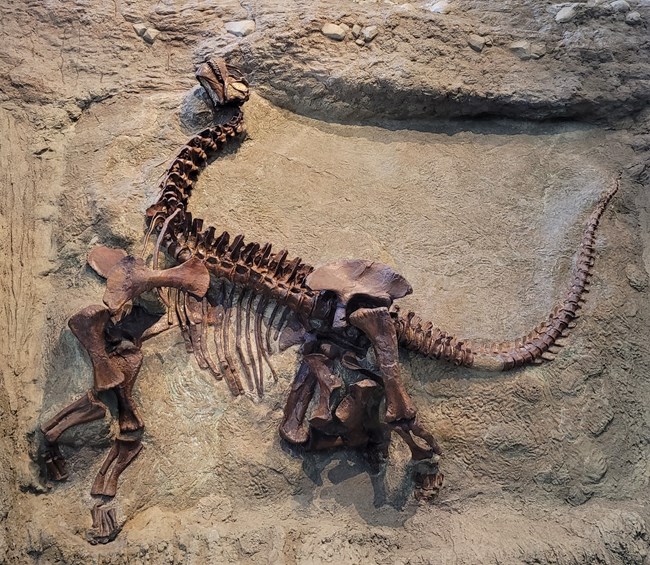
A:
395 177 620 371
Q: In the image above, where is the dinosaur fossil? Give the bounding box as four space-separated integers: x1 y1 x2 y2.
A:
40 58 620 544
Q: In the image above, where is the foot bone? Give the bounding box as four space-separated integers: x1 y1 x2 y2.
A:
87 503 121 545
390 416 443 460
413 462 444 502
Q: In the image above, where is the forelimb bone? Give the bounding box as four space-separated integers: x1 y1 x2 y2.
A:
110 342 145 433
279 359 317 444
41 390 107 445
91 436 143 497
69 305 124 390
304 353 342 429
40 390 107 481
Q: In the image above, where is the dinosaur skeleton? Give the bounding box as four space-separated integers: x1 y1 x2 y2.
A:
40 58 620 544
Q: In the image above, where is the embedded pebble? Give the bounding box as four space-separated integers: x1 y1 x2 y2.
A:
355 38 365 46
625 10 642 23
362 25 379 42
530 42 547 59
352 23 362 38
566 484 593 506
556 4 578 22
468 34 485 52
509 40 546 60
427 0 450 13
321 23 346 41
225 20 256 37
142 28 160 44
625 264 648 291
624 300 638 318
132 23 147 38
610 0 631 11
510 40 532 60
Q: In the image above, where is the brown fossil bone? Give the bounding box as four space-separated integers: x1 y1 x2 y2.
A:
103 255 210 313
279 360 317 444
42 445 68 481
413 467 444 502
348 306 416 423
391 417 443 459
306 259 412 328
110 343 145 433
87 246 128 278
306 430 345 451
195 58 250 107
335 379 380 429
41 390 107 446
304 353 342 429
335 378 383 448
88 503 120 545
91 436 143 497
41 390 106 482
68 305 125 390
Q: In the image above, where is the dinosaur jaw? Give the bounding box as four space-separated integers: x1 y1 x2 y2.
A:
195 58 250 107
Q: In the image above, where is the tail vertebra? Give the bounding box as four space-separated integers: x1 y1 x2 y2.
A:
396 177 620 371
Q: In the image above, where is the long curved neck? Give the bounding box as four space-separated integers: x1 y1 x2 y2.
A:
143 108 332 322
146 108 245 254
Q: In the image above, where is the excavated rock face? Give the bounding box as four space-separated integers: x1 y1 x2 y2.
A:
1 1 650 563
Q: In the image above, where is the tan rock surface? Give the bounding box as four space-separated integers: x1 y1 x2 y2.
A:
1 0 649 563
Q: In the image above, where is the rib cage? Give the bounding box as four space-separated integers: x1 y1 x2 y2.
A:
395 178 620 371
145 111 323 397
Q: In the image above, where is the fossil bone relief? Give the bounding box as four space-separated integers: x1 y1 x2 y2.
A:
40 58 620 543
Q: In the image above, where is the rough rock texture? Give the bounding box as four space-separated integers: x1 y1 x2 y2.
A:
1 0 650 563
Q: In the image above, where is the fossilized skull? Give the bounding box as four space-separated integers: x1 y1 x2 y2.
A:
306 259 413 328
195 58 250 107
